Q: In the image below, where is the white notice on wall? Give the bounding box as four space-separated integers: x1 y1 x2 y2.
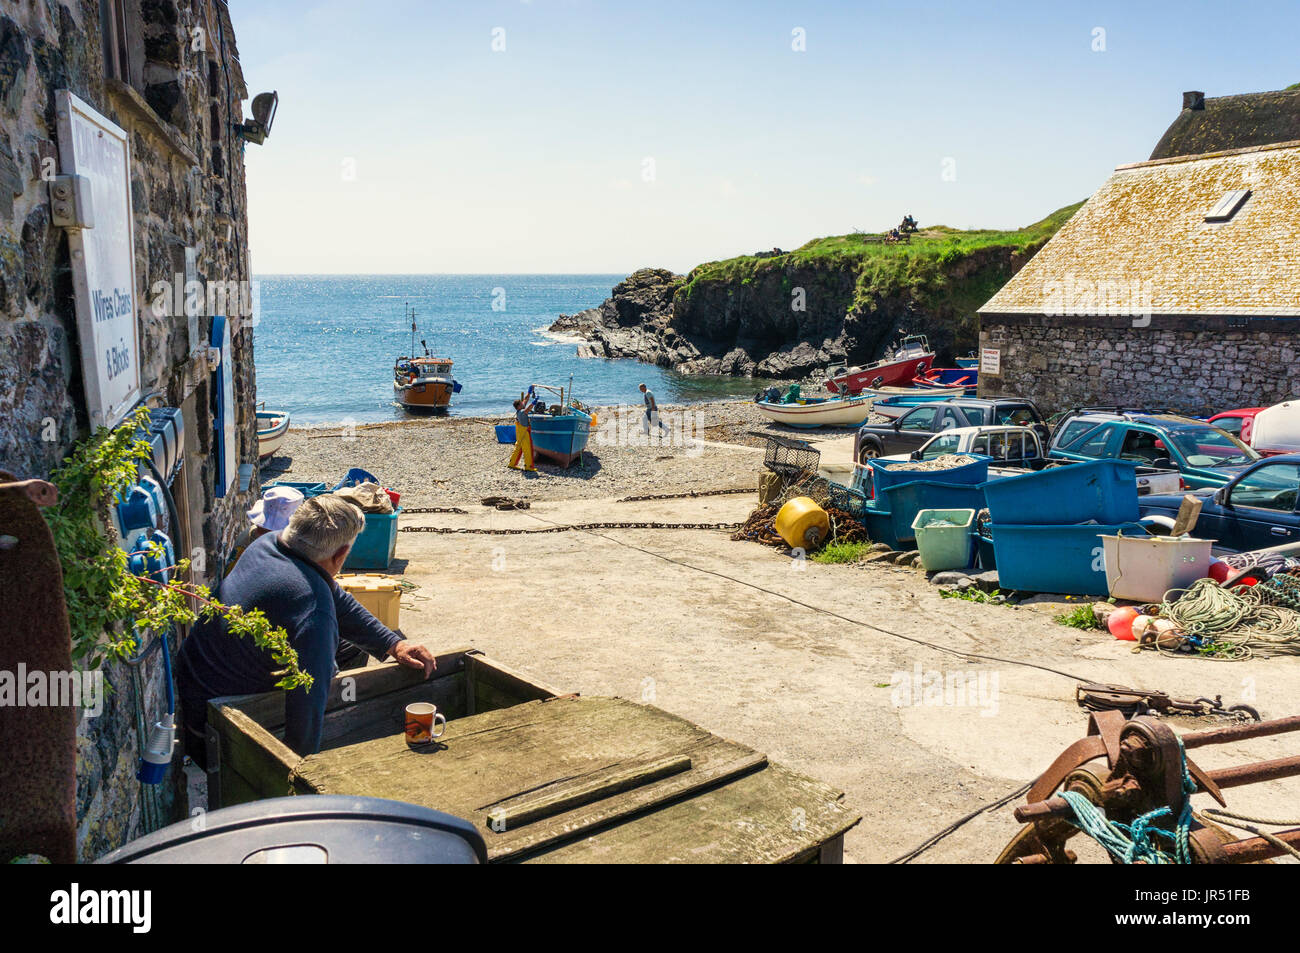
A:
55 90 141 429
980 347 1001 376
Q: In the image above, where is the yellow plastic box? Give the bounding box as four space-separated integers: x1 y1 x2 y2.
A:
336 573 402 630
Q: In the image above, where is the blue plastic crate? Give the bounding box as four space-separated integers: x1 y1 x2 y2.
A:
988 521 1147 595
343 506 402 571
862 454 991 499
495 424 516 444
262 481 327 498
983 460 1140 526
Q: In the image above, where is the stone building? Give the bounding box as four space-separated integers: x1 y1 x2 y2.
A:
978 89 1300 415
0 1 266 858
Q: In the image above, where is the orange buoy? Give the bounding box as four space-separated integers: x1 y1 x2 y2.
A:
1108 606 1140 641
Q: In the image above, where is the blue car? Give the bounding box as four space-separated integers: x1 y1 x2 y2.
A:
1048 413 1258 489
1138 454 1300 553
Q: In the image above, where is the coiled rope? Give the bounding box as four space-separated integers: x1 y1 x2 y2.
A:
1154 578 1300 660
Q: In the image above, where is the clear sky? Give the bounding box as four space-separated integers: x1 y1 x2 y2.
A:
235 0 1299 275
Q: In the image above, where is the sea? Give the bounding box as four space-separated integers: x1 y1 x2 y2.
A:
251 274 765 426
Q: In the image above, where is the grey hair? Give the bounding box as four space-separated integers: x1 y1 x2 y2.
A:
280 494 365 564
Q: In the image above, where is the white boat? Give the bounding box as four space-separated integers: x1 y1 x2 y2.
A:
755 394 874 429
256 409 290 460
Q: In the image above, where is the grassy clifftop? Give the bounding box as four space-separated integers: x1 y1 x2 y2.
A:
682 201 1084 300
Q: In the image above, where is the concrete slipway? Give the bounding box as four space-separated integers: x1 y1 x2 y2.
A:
390 492 1300 864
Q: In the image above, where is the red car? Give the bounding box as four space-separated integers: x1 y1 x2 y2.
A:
1208 408 1266 446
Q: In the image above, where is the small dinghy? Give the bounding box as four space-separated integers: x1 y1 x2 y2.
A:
256 409 290 460
754 386 874 429
912 366 978 395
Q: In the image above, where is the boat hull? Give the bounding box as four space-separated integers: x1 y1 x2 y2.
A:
395 380 454 411
256 411 290 460
869 392 957 420
755 397 873 429
826 353 934 394
527 409 592 466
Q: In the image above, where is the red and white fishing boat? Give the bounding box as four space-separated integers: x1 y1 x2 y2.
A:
824 334 935 395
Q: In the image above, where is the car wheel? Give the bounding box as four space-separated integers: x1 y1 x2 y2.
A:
858 443 880 465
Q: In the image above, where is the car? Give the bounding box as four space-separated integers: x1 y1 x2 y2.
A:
879 425 1183 493
1047 413 1259 489
1139 454 1300 553
854 398 1047 464
880 425 1045 468
1207 408 1267 445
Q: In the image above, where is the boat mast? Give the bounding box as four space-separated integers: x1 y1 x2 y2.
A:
407 302 416 359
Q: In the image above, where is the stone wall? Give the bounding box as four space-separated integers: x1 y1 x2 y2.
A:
0 1 261 859
978 316 1300 416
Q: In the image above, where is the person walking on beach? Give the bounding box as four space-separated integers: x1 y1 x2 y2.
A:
639 383 669 436
509 397 537 472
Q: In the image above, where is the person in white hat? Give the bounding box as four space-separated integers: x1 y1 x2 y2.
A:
247 485 305 538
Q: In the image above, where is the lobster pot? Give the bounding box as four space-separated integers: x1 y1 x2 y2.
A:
762 435 821 479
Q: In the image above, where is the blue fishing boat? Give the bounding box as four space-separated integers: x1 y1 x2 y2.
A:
521 382 595 467
956 352 979 369
869 391 959 420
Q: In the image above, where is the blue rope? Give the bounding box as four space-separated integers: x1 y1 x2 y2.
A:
1058 735 1197 864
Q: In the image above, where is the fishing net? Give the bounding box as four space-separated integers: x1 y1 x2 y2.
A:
732 473 871 549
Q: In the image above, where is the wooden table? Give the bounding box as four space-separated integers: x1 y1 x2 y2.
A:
208 651 859 863
292 695 858 863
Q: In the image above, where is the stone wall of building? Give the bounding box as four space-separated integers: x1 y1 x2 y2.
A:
0 1 262 859
978 316 1300 416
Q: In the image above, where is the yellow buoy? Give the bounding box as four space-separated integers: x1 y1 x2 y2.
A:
775 497 830 549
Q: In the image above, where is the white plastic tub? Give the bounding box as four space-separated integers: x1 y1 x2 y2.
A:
1101 533 1214 603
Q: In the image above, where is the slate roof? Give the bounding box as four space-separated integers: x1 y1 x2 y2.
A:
979 141 1300 319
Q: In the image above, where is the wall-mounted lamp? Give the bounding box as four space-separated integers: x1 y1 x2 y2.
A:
236 91 278 145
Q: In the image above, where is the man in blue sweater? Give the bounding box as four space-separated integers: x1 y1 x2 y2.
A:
178 495 437 765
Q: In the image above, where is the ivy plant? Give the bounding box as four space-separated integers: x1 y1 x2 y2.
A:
42 407 311 691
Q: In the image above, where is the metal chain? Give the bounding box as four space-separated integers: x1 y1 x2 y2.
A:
616 487 753 503
401 506 469 514
400 521 741 536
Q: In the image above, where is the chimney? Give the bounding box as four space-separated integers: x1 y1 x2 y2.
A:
1183 91 1206 111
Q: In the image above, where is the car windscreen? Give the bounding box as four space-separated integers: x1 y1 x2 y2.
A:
1165 426 1259 467
994 405 1039 426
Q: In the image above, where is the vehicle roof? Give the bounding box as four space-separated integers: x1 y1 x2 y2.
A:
1208 408 1267 419
1075 412 1211 430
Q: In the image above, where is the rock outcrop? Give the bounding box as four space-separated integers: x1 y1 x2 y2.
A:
552 206 1082 380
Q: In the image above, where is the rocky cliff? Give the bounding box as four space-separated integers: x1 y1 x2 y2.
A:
552 203 1082 379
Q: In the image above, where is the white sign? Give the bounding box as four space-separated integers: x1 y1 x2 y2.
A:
56 90 141 429
980 347 1001 376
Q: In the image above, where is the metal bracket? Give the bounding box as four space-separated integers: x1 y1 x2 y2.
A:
49 174 94 229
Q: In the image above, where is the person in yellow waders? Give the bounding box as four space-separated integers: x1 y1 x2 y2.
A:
509 398 536 471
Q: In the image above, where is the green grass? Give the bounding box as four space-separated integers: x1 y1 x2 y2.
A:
811 540 874 564
940 586 1004 604
680 201 1084 299
1055 604 1104 630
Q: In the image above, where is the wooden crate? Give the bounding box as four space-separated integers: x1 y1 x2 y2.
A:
207 650 860 863
206 648 558 809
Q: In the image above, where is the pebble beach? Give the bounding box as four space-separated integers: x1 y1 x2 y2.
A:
261 399 806 506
